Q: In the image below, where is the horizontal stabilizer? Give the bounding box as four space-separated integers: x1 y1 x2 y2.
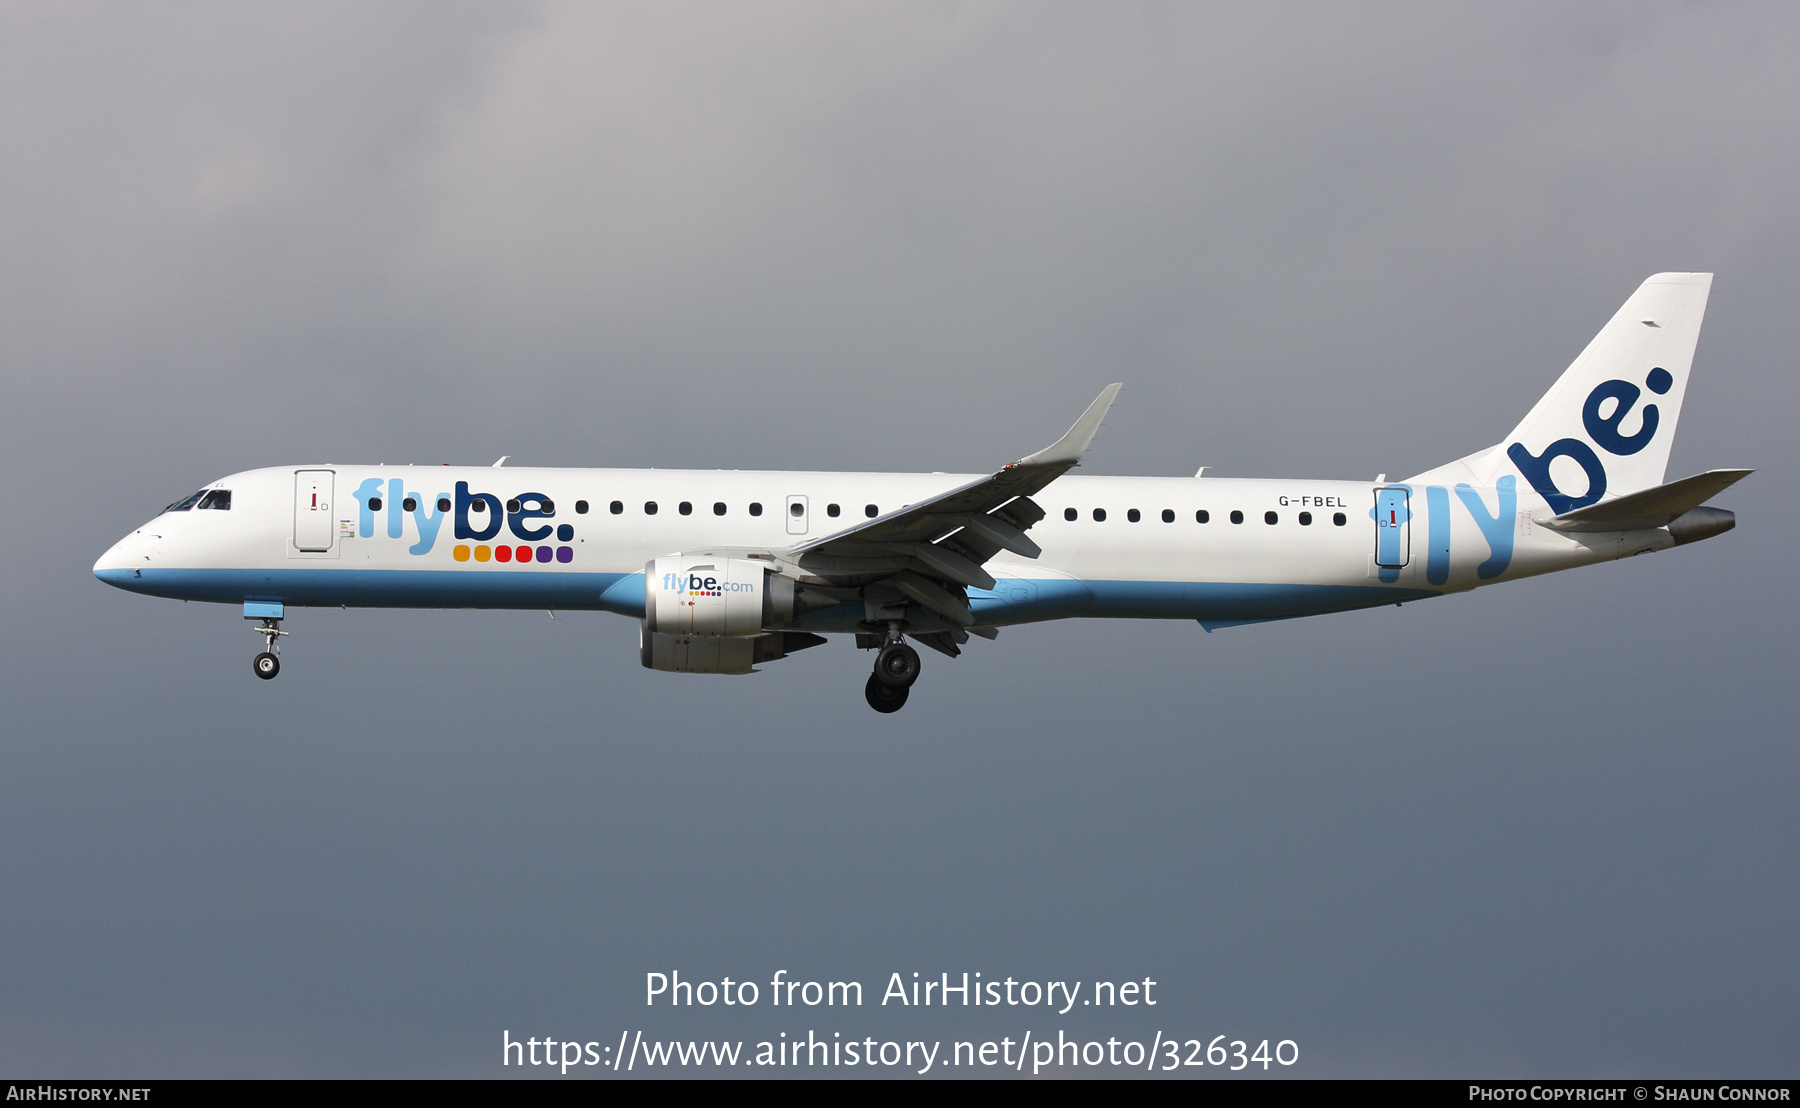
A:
1540 468 1752 532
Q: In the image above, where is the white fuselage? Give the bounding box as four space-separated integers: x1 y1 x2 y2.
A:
93 464 1668 632
89 275 1739 700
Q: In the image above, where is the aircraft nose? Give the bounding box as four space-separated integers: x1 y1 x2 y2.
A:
93 531 153 590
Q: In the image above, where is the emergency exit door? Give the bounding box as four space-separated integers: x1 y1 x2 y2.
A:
1374 486 1410 568
785 494 809 535
294 470 335 551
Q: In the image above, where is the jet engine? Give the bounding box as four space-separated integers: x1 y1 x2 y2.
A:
639 555 833 673
643 555 798 636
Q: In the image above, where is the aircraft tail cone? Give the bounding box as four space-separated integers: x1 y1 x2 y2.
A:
1667 506 1735 546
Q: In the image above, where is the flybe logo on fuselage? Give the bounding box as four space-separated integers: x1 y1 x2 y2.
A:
349 478 576 563
1506 367 1673 514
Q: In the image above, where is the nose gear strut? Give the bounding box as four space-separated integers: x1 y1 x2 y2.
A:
251 617 286 680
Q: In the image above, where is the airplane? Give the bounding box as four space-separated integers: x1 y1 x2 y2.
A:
95 273 1747 712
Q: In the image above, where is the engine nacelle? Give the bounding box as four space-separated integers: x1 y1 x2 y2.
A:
640 628 758 674
640 556 835 673
644 555 793 637
639 626 829 675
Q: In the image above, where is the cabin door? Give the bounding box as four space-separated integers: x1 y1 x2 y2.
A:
1374 486 1410 568
294 470 335 551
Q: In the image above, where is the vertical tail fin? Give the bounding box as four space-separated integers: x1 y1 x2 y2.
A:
1410 273 1713 511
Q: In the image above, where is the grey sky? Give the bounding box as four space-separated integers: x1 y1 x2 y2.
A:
2 1 1796 1076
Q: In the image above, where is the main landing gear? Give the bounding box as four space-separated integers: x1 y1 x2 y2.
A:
251 617 287 680
864 636 921 713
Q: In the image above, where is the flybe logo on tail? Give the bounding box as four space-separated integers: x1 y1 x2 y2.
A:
1506 367 1673 513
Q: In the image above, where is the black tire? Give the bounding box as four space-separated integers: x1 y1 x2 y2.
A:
873 642 921 689
253 652 280 680
865 673 908 713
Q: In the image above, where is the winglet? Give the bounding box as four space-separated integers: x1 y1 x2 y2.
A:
1015 383 1123 468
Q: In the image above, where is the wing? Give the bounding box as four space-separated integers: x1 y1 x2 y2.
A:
782 384 1121 655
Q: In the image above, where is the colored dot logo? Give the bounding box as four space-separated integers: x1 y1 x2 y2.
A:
454 544 573 564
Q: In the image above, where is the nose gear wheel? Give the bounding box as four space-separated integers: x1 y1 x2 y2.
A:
250 617 287 680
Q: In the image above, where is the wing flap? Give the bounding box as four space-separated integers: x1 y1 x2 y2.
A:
888 570 975 627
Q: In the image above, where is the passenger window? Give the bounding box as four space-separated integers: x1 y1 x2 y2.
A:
576 500 589 514
471 500 486 513
437 497 452 513
1298 511 1312 526
197 490 232 510
505 498 519 513
749 502 763 517
1064 507 1077 521
1093 508 1107 522
1230 510 1244 524
827 503 841 517
645 501 658 515
370 497 383 511
540 499 554 513
713 502 726 516
790 502 804 517
1265 511 1278 525
1196 510 1210 524
1127 508 1141 523
609 501 623 515
679 501 693 515
1161 509 1174 523
402 496 417 512
1333 512 1347 526
865 504 878 518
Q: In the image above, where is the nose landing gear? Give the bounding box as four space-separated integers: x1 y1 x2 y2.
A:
250 617 287 680
864 633 921 712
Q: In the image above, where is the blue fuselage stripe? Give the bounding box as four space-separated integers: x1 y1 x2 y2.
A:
94 568 1436 625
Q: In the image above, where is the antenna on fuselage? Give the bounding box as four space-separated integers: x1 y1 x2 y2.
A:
493 456 509 467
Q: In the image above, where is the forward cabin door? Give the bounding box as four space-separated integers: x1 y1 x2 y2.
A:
294 470 335 551
1374 486 1410 568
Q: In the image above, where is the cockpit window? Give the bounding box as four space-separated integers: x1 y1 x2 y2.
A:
197 490 232 510
162 490 206 513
